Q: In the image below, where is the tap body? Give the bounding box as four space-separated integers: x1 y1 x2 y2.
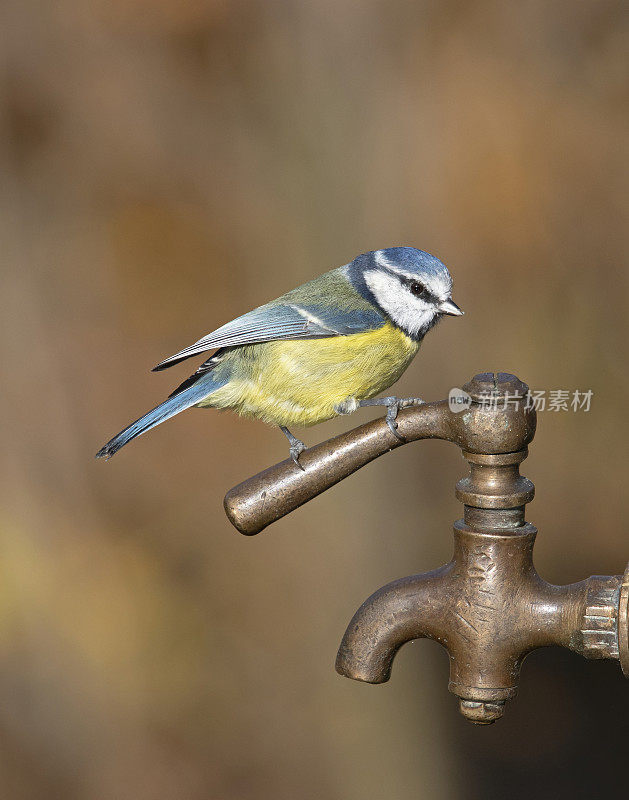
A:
335 375 629 722
337 516 626 723
225 372 629 722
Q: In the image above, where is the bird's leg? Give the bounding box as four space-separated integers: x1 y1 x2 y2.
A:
358 396 424 440
334 398 359 416
279 425 306 471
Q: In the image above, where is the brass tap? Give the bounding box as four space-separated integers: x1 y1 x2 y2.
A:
224 373 629 723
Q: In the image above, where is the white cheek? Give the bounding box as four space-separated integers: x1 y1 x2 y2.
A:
364 271 435 337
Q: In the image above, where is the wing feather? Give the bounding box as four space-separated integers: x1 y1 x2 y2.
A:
152 302 383 371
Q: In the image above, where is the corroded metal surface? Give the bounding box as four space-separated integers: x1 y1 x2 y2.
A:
224 372 629 722
620 563 629 677
336 520 628 723
224 373 536 535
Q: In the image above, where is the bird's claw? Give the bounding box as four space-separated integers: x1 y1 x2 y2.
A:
396 397 424 409
290 442 306 471
358 396 424 442
386 408 406 441
279 425 307 470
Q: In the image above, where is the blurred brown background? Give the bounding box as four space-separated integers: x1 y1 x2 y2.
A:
2 1 628 798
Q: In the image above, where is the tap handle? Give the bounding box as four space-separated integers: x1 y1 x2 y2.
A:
223 373 536 535
224 402 450 535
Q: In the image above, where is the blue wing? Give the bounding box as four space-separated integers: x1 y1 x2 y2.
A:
152 302 385 371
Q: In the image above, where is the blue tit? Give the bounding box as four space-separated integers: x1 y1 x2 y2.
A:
96 247 463 467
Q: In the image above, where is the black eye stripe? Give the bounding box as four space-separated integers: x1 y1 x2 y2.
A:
401 276 438 304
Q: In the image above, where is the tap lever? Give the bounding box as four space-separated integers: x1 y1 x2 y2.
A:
224 373 536 535
224 401 448 535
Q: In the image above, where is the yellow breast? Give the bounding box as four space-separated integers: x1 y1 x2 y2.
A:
203 322 420 427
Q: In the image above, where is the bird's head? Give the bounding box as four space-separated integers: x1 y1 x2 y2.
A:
350 247 463 340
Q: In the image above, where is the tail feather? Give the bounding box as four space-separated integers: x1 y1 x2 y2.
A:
95 372 226 459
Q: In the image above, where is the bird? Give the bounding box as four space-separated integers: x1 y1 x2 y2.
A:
96 247 463 467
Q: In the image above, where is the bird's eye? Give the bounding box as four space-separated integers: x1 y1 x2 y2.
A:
409 281 425 297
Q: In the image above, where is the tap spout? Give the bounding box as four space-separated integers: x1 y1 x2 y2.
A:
336 566 450 683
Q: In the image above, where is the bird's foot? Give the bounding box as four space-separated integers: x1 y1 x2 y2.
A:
358 396 424 441
289 441 306 470
279 425 307 471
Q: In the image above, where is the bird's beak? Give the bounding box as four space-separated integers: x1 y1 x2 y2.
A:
439 298 464 316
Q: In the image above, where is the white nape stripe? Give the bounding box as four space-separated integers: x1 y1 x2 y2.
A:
374 250 417 280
